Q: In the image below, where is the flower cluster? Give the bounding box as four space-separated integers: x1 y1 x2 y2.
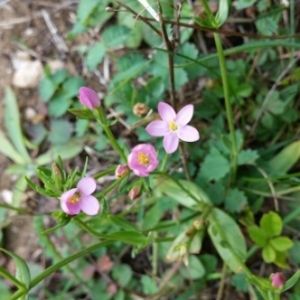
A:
60 87 200 216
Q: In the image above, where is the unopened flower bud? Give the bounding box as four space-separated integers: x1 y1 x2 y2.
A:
133 103 149 117
79 87 100 110
271 272 285 289
128 186 141 200
115 165 129 179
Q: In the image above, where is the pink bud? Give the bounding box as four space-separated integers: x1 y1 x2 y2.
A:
128 186 141 200
79 87 100 109
115 165 129 179
271 272 285 289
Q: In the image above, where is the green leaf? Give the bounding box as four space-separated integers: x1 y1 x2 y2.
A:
0 130 25 164
102 25 131 48
260 211 282 237
289 240 300 265
248 226 267 247
269 141 300 174
142 202 164 231
76 0 99 23
200 147 230 181
0 247 31 288
237 149 259 165
179 255 206 280
282 270 300 292
215 0 231 27
141 275 159 295
108 231 146 245
12 176 28 208
108 215 138 232
256 17 278 36
112 264 132 287
154 175 212 210
270 236 293 251
85 42 106 71
4 87 31 162
231 273 249 292
38 77 57 102
262 244 276 263
48 120 73 145
224 188 248 213
35 139 83 165
235 0 257 10
208 208 247 272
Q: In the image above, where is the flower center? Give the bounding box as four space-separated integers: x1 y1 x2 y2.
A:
138 152 150 166
168 120 178 132
68 191 81 203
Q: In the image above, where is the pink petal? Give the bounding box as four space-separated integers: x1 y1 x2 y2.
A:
146 120 168 137
177 125 200 142
79 87 100 109
133 168 149 177
80 195 100 215
163 133 179 154
77 177 96 195
158 102 176 122
61 200 81 215
175 104 194 125
61 188 77 203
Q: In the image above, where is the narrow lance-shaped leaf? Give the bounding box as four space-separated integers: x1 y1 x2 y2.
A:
4 87 31 162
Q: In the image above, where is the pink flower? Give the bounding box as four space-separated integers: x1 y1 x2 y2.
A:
60 177 100 216
79 87 100 109
115 164 129 179
271 272 285 289
127 144 159 177
146 102 200 154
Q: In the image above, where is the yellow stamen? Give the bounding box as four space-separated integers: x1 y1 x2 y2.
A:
138 152 150 166
169 121 178 131
68 191 81 203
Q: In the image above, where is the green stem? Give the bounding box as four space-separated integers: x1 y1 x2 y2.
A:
213 33 238 182
95 106 127 163
94 165 116 179
152 231 158 277
0 267 26 290
160 154 169 172
74 217 109 239
9 241 113 300
94 178 122 198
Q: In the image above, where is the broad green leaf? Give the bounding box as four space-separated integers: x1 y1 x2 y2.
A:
35 139 83 165
180 255 205 280
260 211 282 237
48 119 73 144
256 17 278 36
248 226 267 247
102 25 131 48
0 130 25 164
270 236 293 252
38 77 57 102
208 208 247 272
235 0 257 10
85 42 106 71
231 273 249 292
0 247 31 288
76 0 99 23
141 275 158 294
224 188 248 213
237 149 259 165
108 231 146 245
4 87 30 162
200 147 230 181
269 141 300 173
142 201 164 231
154 176 211 210
108 215 138 232
282 270 300 292
112 264 132 287
262 244 276 263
